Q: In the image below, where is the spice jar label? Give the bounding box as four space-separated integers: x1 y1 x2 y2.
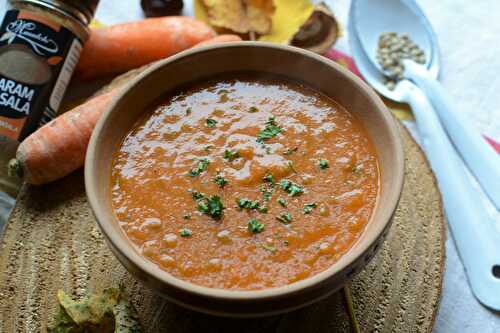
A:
0 9 83 141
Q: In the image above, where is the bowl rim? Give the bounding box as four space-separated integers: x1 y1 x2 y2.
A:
85 41 404 301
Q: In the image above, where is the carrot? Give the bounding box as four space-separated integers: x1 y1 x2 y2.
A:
10 35 242 185
194 34 242 47
75 16 216 80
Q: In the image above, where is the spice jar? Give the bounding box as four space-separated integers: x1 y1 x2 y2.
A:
0 0 98 142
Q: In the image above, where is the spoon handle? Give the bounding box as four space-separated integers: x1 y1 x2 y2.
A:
402 81 500 311
404 60 500 209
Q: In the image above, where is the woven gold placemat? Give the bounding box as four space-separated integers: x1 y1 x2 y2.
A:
0 71 445 332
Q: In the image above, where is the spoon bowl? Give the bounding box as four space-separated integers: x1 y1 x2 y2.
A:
352 0 439 81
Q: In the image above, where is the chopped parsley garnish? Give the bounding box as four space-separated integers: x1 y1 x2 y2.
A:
183 213 192 219
283 147 298 155
218 89 229 94
265 146 272 154
280 179 304 197
263 173 274 183
179 229 192 237
248 218 265 233
206 118 217 128
257 116 283 143
197 195 224 219
187 158 210 177
319 159 329 170
258 205 268 213
186 107 192 115
303 203 317 214
277 198 287 207
249 106 259 113
279 180 291 190
237 198 261 210
260 184 274 201
276 212 293 224
213 174 228 188
224 149 240 161
190 190 205 200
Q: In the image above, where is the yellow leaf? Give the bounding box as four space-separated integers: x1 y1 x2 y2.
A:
258 0 315 43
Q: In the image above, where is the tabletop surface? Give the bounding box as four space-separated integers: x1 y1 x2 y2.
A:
0 0 499 332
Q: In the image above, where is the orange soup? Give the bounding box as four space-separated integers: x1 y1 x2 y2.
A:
111 76 379 290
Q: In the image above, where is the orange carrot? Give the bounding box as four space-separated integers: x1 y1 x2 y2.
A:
194 34 242 47
9 90 117 185
76 17 216 80
10 35 242 185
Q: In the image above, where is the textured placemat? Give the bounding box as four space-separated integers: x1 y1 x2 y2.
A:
0 69 445 332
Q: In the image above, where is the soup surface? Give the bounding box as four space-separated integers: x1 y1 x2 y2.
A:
111 76 379 290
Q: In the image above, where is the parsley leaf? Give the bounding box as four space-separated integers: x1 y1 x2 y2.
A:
213 174 228 188
186 107 192 115
248 218 265 233
206 118 217 128
188 158 210 177
277 198 287 207
224 149 240 161
276 212 293 224
257 116 283 143
319 159 329 170
260 184 274 202
303 203 317 214
179 228 192 237
237 198 261 210
190 190 205 200
279 179 304 197
197 195 225 219
263 173 274 183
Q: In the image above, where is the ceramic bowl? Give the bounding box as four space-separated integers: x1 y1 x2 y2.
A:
85 42 404 317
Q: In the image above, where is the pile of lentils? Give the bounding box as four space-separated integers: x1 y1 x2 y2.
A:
376 32 426 90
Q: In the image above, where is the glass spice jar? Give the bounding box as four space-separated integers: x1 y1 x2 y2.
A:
0 0 99 142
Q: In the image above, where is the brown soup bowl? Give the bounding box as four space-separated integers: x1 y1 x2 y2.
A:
85 42 404 317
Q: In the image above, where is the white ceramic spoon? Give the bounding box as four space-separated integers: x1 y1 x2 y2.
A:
353 0 500 210
349 0 500 311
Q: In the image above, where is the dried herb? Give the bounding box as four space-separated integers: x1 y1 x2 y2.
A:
280 179 304 197
187 158 210 177
303 202 317 214
197 195 225 219
213 173 228 188
277 198 287 207
224 149 240 161
206 118 217 128
248 218 265 233
179 229 192 237
319 159 329 170
237 198 261 210
276 212 293 224
257 116 283 143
